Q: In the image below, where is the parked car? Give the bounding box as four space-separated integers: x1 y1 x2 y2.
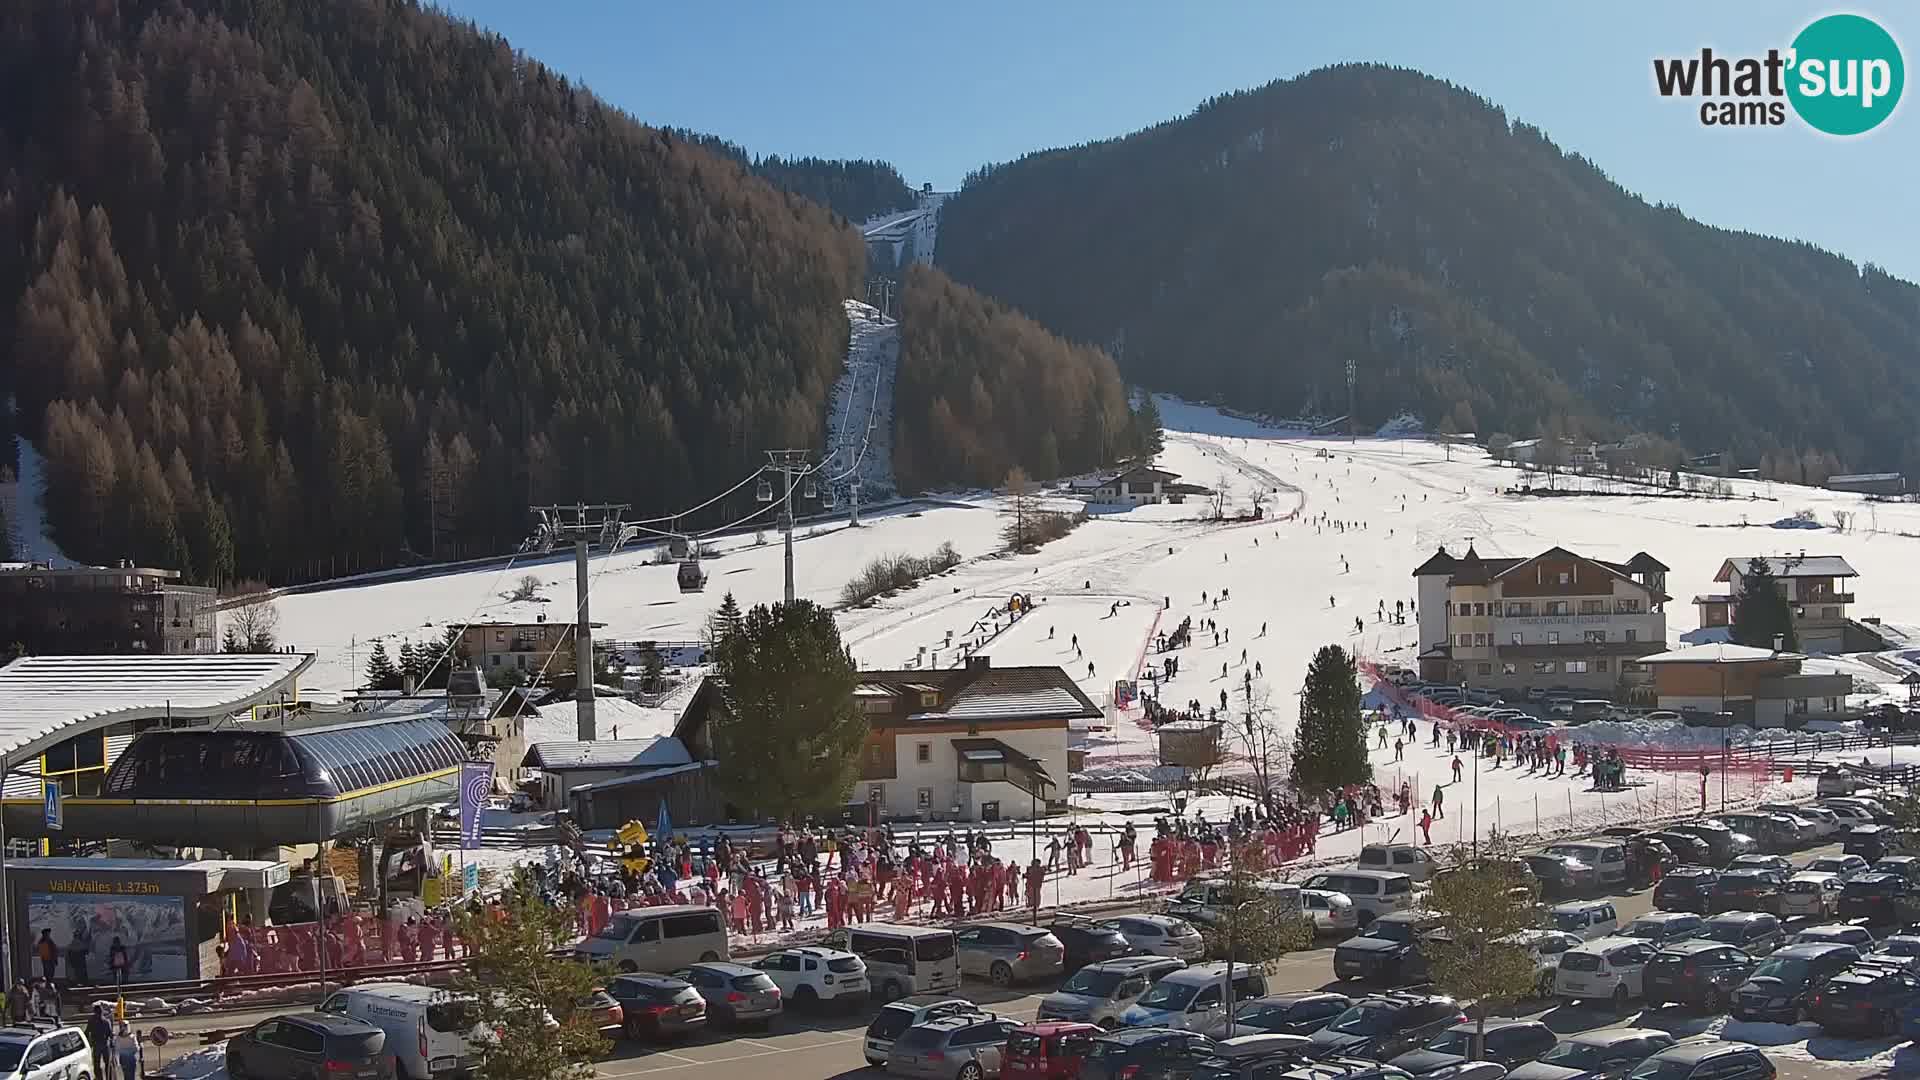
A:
826 923 961 1001
1100 914 1207 961
606 973 708 1042
1819 801 1877 828
0 1024 95 1080
1005 1022 1101 1080
1306 993 1466 1062
1169 877 1307 930
1230 993 1354 1037
1731 942 1862 1023
753 945 868 1010
864 996 991 1067
1707 869 1785 915
1728 854 1792 875
956 922 1069 986
1667 822 1754 865
1791 923 1876 950
673 962 782 1028
1502 930 1584 997
1718 814 1805 854
1048 915 1140 970
1544 843 1628 887
1298 871 1414 926
1804 854 1872 878
1815 766 1861 797
1652 868 1718 913
1508 1028 1675 1080
1037 956 1186 1028
1079 1027 1221 1080
1302 890 1361 936
1843 824 1906 863
1641 939 1756 1012
1866 935 1920 974
887 1014 1023 1080
1838 871 1915 923
1759 803 1842 839
1553 937 1657 1010
1624 1042 1773 1080
1644 831 1713 867
1388 1019 1556 1075
225 1012 390 1080
1524 853 1599 897
1806 961 1920 1036
1701 912 1786 957
1333 913 1445 984
1779 873 1844 919
1188 1035 1319 1080
1118 963 1269 1038
1358 843 1438 882
1874 855 1920 887
1548 900 1620 941
1618 912 1705 945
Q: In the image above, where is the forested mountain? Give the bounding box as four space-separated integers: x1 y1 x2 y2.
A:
0 0 866 584
894 265 1146 493
935 64 1920 476
666 130 917 223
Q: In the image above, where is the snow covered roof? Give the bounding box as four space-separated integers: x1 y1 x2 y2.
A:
522 736 692 771
0 653 313 759
524 696 679 744
1828 472 1902 484
1715 555 1858 581
569 759 711 794
858 663 1101 725
1638 643 1803 664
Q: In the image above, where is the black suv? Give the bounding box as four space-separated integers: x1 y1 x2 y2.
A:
1645 831 1713 866
1641 940 1756 1012
1666 822 1751 866
1332 913 1444 985
1837 872 1914 923
1307 993 1465 1061
1047 915 1137 972
1707 870 1785 915
1807 960 1920 1036
1387 1018 1557 1075
1653 867 1718 913
1232 993 1354 1036
1732 942 1861 1023
1702 912 1785 958
1626 1042 1773 1080
1081 1028 1221 1080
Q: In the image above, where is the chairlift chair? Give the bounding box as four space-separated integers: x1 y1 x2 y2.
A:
755 475 775 503
803 472 817 499
676 557 707 593
822 486 838 510
668 534 690 560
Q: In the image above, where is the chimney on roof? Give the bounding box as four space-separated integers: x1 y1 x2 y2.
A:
966 655 991 670
1773 634 1785 653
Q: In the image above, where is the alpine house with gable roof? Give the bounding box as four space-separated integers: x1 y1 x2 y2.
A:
1412 545 1670 695
849 656 1099 822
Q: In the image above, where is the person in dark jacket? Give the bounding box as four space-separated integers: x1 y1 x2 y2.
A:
86 1004 113 1080
109 937 130 987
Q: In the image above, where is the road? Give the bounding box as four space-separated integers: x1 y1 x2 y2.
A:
144 839 1906 1080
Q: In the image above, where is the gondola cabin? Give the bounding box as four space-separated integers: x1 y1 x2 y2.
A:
677 558 707 593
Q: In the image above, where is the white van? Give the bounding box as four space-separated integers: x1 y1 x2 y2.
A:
1357 843 1437 882
571 904 729 973
319 983 485 1080
1300 870 1414 925
1549 900 1620 941
822 923 961 1001
1545 842 1628 886
1552 936 1655 1008
1115 962 1269 1038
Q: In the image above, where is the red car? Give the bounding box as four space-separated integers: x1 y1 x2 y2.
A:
1005 1021 1100 1079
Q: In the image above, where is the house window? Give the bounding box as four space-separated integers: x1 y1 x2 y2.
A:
917 787 933 810
1625 629 1638 643
1584 630 1606 644
1557 572 1571 585
1547 632 1560 645
1508 602 1534 617
1790 698 1809 715
1824 697 1840 713
1616 598 1642 613
1821 606 1840 619
1545 601 1570 616
915 743 931 763
1532 661 1558 674
1477 663 1492 676
1456 634 1471 647
1595 659 1609 673
494 630 506 643
920 691 939 708
1470 633 1485 647
1473 603 1486 616
1621 661 1644 673
869 745 884 765
1510 632 1523 646
1501 663 1517 675
490 655 501 667
1580 600 1604 614
1565 660 1589 674
868 785 884 804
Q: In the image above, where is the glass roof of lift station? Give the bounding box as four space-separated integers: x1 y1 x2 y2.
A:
102 715 466 800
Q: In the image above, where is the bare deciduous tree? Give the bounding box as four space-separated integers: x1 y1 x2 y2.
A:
223 594 281 653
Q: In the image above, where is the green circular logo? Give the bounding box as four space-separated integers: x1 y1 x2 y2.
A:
1787 14 1904 135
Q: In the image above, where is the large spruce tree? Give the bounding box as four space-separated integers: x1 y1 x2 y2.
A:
1731 557 1799 652
1291 644 1369 796
711 599 865 820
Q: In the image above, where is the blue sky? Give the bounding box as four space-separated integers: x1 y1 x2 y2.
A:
438 2 1918 280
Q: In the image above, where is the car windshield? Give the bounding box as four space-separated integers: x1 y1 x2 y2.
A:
1631 1058 1709 1080
1008 1032 1045 1057
1327 1003 1397 1034
1424 1029 1473 1054
1751 957 1810 984
1537 1042 1609 1068
1366 921 1416 943
1085 1039 1136 1060
1235 1002 1292 1025
1626 919 1675 937
1062 968 1126 996
1810 860 1847 873
593 915 637 941
1552 911 1593 932
1705 923 1754 943
1136 980 1198 1011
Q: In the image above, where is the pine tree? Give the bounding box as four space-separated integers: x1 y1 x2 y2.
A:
712 599 865 820
1290 644 1370 796
705 592 743 652
422 625 467 689
636 640 665 692
1731 558 1798 652
399 640 427 689
365 640 400 691
1133 392 1165 457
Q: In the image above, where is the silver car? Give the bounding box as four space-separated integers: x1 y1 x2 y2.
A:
673 962 782 1028
1103 914 1208 960
886 1015 1020 1079
954 922 1066 986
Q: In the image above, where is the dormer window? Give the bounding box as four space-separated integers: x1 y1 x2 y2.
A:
920 691 939 708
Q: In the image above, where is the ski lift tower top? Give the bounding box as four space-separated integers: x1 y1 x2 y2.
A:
524 502 630 742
